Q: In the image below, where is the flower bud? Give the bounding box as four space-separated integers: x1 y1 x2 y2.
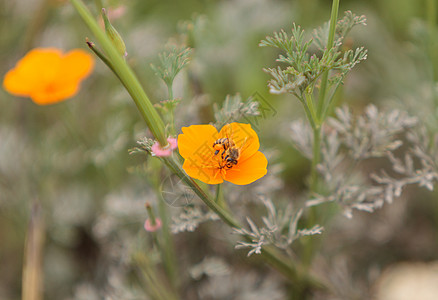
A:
102 8 127 57
144 202 162 232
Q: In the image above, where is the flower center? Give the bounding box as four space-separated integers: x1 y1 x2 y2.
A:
212 137 240 170
45 83 57 93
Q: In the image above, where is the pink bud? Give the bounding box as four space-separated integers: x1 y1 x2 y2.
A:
144 218 162 232
151 137 177 157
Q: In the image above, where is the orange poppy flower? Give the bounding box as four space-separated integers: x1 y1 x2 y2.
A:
3 48 94 105
178 122 268 185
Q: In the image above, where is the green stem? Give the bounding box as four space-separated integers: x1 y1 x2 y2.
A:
320 78 344 122
215 183 221 203
298 95 316 130
86 39 119 80
427 0 438 82
167 84 174 100
304 125 322 270
214 183 228 210
145 203 158 226
310 126 321 192
70 0 167 146
303 0 340 271
316 0 340 119
169 111 175 136
157 191 179 289
133 253 179 300
304 90 319 126
167 85 176 136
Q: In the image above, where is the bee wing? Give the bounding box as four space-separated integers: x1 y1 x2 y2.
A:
225 124 233 141
238 137 249 152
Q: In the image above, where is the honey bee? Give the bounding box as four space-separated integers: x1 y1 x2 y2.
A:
223 147 240 168
213 138 235 158
212 136 246 169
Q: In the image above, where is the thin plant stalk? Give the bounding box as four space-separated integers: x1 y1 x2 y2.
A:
167 85 174 100
316 0 340 120
304 90 318 126
70 0 168 146
303 0 340 272
298 95 316 130
214 184 228 210
167 85 176 136
22 201 45 300
214 183 221 203
133 252 179 300
310 126 321 191
86 39 121 81
157 188 179 289
142 166 179 291
309 0 340 191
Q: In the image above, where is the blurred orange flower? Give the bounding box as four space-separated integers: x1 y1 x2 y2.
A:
178 122 268 185
3 48 94 105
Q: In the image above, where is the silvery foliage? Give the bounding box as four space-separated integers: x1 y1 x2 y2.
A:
291 104 438 218
128 137 155 155
171 204 220 234
150 44 192 88
260 11 367 97
328 105 416 160
372 126 438 197
197 269 285 300
313 11 367 51
234 196 323 256
189 257 231 280
214 94 260 129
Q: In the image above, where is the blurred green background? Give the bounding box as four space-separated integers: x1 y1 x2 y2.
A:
1 0 438 299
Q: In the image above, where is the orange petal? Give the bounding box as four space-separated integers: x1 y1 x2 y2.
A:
3 48 62 97
3 69 34 97
224 151 268 185
30 82 79 105
182 159 224 185
178 124 218 160
17 48 62 84
58 49 95 82
218 123 259 162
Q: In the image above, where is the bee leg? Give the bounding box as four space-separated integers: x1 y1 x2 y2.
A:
221 149 226 159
